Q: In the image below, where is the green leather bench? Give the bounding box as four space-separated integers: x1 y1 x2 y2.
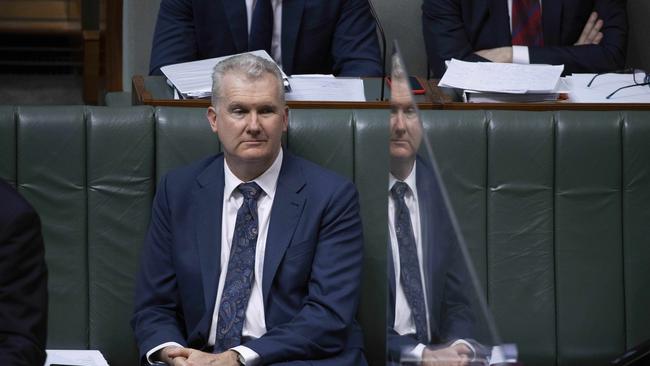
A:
0 106 648 366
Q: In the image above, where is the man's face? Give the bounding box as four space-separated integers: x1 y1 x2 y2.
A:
389 77 422 162
207 72 288 169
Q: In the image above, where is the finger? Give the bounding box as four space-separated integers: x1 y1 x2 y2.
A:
172 357 189 366
593 32 604 44
576 11 598 44
587 19 604 42
459 354 469 366
167 347 191 358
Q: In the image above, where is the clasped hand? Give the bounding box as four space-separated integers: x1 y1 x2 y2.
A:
160 346 239 366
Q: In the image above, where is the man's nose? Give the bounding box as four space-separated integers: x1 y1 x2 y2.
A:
246 113 262 133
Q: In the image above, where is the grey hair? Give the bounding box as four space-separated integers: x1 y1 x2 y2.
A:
211 54 285 108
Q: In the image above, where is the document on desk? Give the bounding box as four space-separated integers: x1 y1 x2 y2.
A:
439 59 564 93
566 73 650 103
285 75 366 102
160 50 289 99
45 349 109 366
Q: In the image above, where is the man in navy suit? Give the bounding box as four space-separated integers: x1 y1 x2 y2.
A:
132 54 366 365
149 0 382 77
0 180 48 366
423 0 627 77
387 68 475 365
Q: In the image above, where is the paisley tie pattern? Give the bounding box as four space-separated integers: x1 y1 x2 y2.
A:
391 181 428 343
214 182 263 352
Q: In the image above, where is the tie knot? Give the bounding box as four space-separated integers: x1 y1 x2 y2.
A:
391 181 409 200
238 182 262 202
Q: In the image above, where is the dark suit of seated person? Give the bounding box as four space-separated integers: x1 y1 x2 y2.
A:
132 54 367 366
0 180 48 366
422 0 628 77
387 72 475 365
149 0 382 77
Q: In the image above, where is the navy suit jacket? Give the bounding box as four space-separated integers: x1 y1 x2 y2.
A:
422 0 627 77
387 158 474 361
150 0 382 77
132 152 367 365
0 180 48 366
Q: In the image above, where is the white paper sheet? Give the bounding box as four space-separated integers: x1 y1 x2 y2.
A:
285 76 366 102
160 50 289 99
566 73 650 103
439 59 564 93
45 349 109 366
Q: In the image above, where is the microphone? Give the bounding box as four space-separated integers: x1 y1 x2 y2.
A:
367 0 387 101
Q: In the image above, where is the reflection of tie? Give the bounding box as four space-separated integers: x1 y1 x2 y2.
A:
511 0 544 47
391 181 428 343
249 0 273 54
214 182 262 352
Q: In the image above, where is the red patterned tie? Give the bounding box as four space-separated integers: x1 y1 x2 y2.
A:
511 0 544 47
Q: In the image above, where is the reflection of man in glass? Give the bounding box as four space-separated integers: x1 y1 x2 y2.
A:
388 67 475 365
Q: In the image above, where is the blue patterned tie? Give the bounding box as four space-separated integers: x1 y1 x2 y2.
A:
214 182 263 352
391 181 428 343
248 0 273 55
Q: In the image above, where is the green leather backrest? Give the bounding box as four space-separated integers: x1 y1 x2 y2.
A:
1 107 649 366
420 110 650 366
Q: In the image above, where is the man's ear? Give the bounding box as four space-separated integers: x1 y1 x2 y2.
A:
282 106 289 132
207 106 219 133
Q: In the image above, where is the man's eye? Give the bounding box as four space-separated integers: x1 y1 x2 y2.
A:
259 107 275 115
231 108 245 115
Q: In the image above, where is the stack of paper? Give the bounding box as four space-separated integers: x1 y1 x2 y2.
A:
160 50 289 99
565 72 650 103
439 59 565 102
45 349 109 366
285 75 366 102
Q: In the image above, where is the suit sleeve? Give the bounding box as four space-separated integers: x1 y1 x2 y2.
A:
0 193 47 366
330 0 382 77
529 0 627 74
422 0 489 78
244 180 365 363
149 0 199 75
131 175 188 361
439 236 474 342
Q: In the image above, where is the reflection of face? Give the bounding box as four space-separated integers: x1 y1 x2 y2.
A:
207 72 288 173
390 77 422 163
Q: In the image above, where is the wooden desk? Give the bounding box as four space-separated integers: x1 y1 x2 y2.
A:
428 80 650 111
133 75 650 111
132 75 439 109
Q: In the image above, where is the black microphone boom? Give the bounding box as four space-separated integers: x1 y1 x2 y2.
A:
367 0 387 101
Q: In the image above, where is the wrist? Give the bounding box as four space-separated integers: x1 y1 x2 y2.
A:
229 349 245 365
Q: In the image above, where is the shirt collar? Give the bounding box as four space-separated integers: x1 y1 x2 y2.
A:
224 149 283 201
388 161 418 197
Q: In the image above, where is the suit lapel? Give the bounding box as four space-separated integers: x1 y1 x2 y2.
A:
416 158 440 336
194 157 225 311
223 0 248 52
262 152 306 303
542 0 562 46
281 0 305 75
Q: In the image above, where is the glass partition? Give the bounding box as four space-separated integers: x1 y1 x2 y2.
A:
386 42 517 366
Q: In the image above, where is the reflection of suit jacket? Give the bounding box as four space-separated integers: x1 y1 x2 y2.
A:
132 151 367 365
150 0 382 77
0 180 48 366
387 157 473 361
423 0 627 77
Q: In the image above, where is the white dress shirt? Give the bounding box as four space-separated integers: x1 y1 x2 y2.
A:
389 162 474 361
146 149 283 365
507 0 543 64
246 0 283 67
